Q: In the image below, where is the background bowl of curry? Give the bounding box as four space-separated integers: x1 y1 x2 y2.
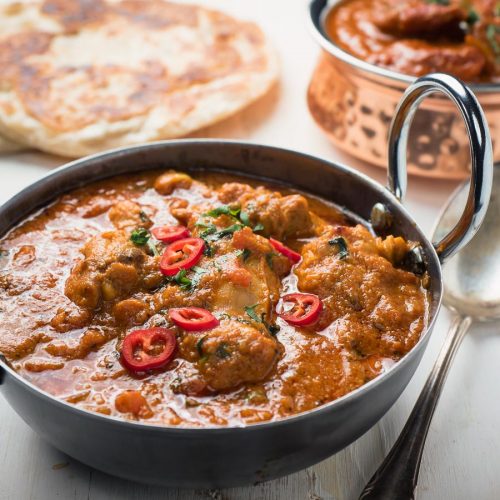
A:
308 0 500 180
0 74 493 487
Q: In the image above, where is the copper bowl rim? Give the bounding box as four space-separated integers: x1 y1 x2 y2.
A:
307 0 500 94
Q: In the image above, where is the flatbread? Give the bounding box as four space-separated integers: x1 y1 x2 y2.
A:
0 0 278 158
0 133 25 154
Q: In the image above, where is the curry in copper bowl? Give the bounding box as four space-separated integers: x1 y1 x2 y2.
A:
0 169 429 426
326 0 500 82
307 0 500 179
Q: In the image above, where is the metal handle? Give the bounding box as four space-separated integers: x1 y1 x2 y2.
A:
359 314 472 500
387 73 493 264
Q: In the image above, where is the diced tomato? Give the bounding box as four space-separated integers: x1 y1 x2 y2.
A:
121 327 176 372
159 237 205 276
278 293 322 326
152 225 190 243
169 307 219 331
269 238 301 264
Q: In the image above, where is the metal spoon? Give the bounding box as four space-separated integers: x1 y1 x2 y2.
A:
359 163 500 499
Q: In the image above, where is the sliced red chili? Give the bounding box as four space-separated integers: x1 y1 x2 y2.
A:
121 327 176 372
170 307 219 331
269 238 301 264
278 293 322 326
152 225 190 243
160 237 205 276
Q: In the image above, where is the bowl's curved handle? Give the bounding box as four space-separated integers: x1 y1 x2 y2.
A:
387 73 493 264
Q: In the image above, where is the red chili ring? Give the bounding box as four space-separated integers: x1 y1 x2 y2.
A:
278 293 323 326
160 237 205 276
152 225 190 243
121 327 177 372
269 238 301 264
169 307 219 331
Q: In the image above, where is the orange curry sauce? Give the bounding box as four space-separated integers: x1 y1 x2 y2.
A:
326 0 500 82
0 171 429 426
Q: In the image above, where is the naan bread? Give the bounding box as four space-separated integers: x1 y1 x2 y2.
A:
0 0 278 158
0 134 25 154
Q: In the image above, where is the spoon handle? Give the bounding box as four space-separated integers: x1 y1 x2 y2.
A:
359 314 472 500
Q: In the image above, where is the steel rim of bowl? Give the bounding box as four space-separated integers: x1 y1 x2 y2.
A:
0 138 444 433
307 0 500 94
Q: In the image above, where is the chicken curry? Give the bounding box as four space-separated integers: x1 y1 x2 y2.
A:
0 170 429 426
326 0 500 82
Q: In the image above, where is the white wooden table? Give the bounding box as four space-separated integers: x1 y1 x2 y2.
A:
1 1 499 499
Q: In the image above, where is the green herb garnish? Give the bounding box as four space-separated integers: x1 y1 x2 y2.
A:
244 304 261 323
130 227 159 256
425 0 449 5
242 248 251 261
265 252 275 269
203 205 263 234
328 236 349 260
130 227 150 245
239 210 251 226
196 336 207 357
139 210 151 224
466 8 480 26
206 205 241 218
215 223 244 238
215 342 230 359
172 269 192 290
268 324 280 336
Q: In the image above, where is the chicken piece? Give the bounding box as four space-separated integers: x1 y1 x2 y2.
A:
232 226 291 278
294 225 426 357
373 0 465 38
108 200 152 230
112 298 151 326
369 40 487 81
217 182 254 204
154 171 193 195
179 319 279 392
216 182 315 239
208 230 289 319
65 230 162 310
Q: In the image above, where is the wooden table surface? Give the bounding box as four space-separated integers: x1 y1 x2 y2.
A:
1 1 499 499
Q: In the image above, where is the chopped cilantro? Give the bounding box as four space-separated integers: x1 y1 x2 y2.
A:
466 8 480 26
328 236 349 260
139 210 151 224
196 336 207 357
252 223 264 232
130 227 150 246
215 342 230 359
130 227 159 256
244 304 261 323
172 269 192 290
265 252 275 269
268 324 280 336
239 210 251 226
206 205 241 218
242 248 251 261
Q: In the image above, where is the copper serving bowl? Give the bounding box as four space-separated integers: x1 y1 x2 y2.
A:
307 0 500 180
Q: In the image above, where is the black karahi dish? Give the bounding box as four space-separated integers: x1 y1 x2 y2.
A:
0 74 493 487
